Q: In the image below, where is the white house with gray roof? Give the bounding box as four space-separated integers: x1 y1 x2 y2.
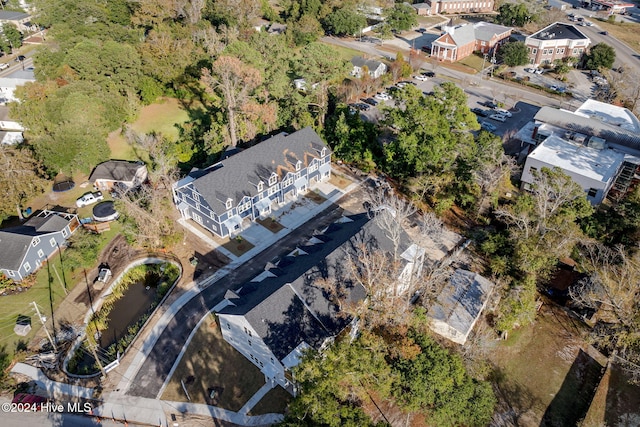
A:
428 269 495 345
89 160 148 191
351 56 387 79
0 210 79 282
172 127 331 238
216 213 426 391
525 22 590 66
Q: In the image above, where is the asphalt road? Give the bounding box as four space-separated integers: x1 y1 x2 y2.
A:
126 202 346 398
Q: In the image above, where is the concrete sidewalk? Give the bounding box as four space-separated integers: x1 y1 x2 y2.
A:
11 362 283 427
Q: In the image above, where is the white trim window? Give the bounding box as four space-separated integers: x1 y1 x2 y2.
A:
257 182 264 192
295 160 302 171
192 212 203 224
62 229 68 238
268 186 278 196
32 237 40 247
50 237 56 247
7 270 14 277
268 174 278 186
193 192 200 202
238 202 252 213
37 249 44 258
24 262 31 273
309 163 318 172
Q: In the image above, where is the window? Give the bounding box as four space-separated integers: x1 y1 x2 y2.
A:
193 192 200 202
50 238 56 247
530 167 538 173
35 260 41 268
7 270 14 277
244 327 252 337
573 48 578 54
532 48 537 54
238 202 251 213
61 229 68 238
37 249 44 258
192 212 203 224
309 163 318 172
321 147 326 157
248 340 252 346
588 188 598 198
31 237 40 247
225 199 233 210
268 186 278 196
270 357 275 364
226 322 231 330
268 174 277 186
257 182 264 192
295 160 302 171
542 49 548 55
24 262 31 273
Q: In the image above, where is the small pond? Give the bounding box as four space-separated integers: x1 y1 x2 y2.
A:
66 261 180 376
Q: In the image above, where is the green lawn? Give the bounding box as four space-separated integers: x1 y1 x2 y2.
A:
0 224 121 357
458 53 486 73
107 97 190 161
319 42 367 63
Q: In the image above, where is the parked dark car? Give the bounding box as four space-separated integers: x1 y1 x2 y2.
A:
15 55 26 62
482 101 498 109
422 71 435 77
471 108 490 117
362 98 379 106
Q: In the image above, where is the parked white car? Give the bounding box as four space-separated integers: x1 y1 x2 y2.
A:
0 63 9 70
375 92 391 101
494 108 512 118
76 191 104 208
413 74 429 81
489 114 507 122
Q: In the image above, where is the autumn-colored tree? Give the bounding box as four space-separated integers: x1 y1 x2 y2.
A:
201 56 263 147
0 145 48 220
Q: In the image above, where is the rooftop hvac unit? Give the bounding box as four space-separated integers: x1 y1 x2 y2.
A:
587 136 607 150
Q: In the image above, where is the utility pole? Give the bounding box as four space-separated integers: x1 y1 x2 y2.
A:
31 302 56 352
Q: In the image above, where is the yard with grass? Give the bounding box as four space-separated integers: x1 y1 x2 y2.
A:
107 97 191 161
161 314 265 411
248 386 291 416
488 304 607 426
0 223 121 358
319 42 368 63
458 53 486 73
583 363 640 426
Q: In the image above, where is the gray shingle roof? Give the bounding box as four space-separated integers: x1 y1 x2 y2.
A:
0 214 70 271
219 213 416 360
428 269 494 340
89 160 146 183
535 107 640 153
0 11 29 21
351 56 384 71
529 22 588 41
473 22 511 42
188 127 328 213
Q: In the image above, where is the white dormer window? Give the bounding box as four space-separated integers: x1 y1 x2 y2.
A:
269 173 277 186
296 160 302 171
225 198 233 210
321 147 327 157
257 181 264 192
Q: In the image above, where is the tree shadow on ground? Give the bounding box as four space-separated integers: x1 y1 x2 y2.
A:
540 349 605 427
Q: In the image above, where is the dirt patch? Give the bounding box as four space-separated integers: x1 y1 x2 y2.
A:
303 191 326 204
247 386 291 415
256 217 284 233
328 173 353 190
222 237 255 257
161 315 264 411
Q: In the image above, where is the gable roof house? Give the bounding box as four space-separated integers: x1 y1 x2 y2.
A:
0 69 35 105
428 269 495 345
216 213 426 392
351 56 387 79
431 21 512 62
0 210 80 282
89 160 148 191
0 11 34 32
525 22 590 66
172 127 332 238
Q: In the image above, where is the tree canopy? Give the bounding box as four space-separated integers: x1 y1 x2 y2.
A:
496 3 533 27
499 41 529 67
584 43 616 70
385 4 418 32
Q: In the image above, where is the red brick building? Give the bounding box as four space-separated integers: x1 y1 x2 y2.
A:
431 21 512 62
412 0 495 15
525 22 591 66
